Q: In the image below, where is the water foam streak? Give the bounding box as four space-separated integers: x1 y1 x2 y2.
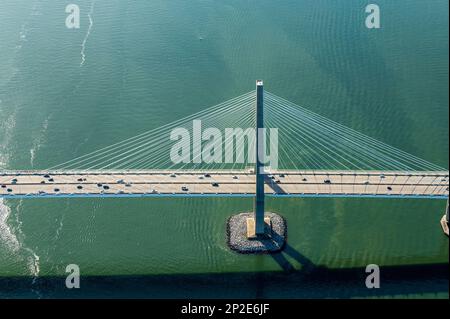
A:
0 199 21 252
30 116 50 168
80 1 95 67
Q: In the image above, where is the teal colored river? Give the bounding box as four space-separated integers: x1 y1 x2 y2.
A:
0 0 448 298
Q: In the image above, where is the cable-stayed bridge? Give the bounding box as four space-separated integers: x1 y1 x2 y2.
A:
0 170 448 199
1 81 448 244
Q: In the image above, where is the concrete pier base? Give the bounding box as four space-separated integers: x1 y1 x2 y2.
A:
440 215 449 236
227 212 286 254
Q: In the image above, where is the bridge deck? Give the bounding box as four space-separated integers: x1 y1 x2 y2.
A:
1 170 448 199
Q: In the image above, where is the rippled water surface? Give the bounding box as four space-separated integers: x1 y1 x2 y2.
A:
0 0 448 298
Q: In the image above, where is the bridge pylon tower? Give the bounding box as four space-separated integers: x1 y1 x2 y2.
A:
253 79 267 236
226 80 286 253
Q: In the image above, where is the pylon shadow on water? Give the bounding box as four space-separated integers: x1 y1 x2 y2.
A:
264 228 316 274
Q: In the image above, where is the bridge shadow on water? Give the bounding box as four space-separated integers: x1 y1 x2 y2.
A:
0 264 447 299
0 243 447 298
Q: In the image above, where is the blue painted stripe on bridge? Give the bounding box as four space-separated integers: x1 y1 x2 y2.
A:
0 193 447 200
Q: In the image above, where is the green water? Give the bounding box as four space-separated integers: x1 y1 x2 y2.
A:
0 0 448 298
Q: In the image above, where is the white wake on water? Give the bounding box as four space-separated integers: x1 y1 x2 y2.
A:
80 0 96 67
0 99 41 281
30 116 50 168
0 200 21 252
0 200 41 281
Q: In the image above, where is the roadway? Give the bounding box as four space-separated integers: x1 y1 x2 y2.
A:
0 170 448 199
